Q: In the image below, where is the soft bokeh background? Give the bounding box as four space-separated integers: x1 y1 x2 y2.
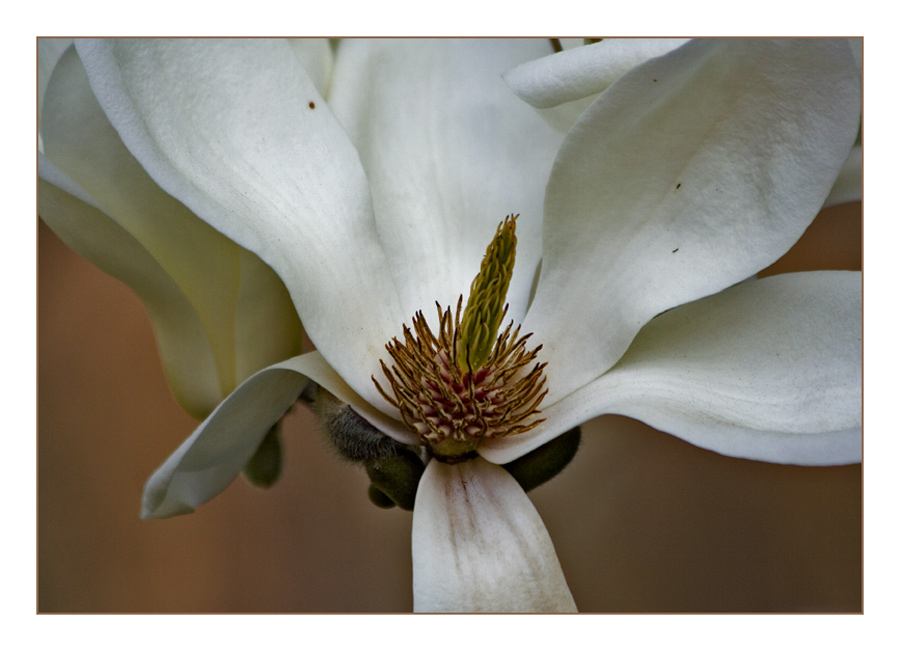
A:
37 201 861 612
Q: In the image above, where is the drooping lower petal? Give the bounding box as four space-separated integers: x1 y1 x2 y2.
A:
142 351 416 519
484 272 861 466
75 38 406 412
524 39 862 401
412 457 576 612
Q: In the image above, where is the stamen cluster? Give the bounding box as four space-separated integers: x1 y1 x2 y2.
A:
374 297 547 456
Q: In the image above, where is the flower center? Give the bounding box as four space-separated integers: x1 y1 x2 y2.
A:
373 215 547 463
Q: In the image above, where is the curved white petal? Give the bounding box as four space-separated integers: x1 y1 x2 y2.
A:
483 272 860 466
142 351 416 519
286 38 333 97
503 38 689 108
503 39 688 135
412 457 576 612
40 158 221 418
38 38 72 143
823 38 861 208
524 38 861 401
233 248 307 386
526 95 597 134
327 38 563 324
824 145 862 207
40 44 304 417
75 38 405 411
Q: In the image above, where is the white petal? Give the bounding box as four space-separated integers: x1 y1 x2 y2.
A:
233 248 307 385
525 95 597 134
508 37 686 135
40 44 304 416
824 146 862 207
524 38 861 401
484 272 861 466
39 158 221 418
75 38 406 411
327 38 563 323
38 38 72 140
412 457 576 612
286 38 333 97
505 38 685 135
504 38 689 108
848 37 862 68
142 351 416 519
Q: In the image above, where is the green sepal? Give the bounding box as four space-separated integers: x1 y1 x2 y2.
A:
502 426 581 492
365 449 426 511
242 423 283 489
367 484 397 509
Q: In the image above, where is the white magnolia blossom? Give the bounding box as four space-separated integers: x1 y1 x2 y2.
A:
38 38 861 612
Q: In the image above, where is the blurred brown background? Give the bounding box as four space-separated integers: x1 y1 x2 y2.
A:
37 202 862 612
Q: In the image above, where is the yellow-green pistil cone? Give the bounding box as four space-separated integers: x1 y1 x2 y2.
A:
374 215 548 463
458 215 518 371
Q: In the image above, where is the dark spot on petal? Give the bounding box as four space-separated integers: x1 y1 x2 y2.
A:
672 248 679 253
676 183 681 189
308 101 315 109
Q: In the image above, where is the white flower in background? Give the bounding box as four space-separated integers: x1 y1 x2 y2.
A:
39 38 861 612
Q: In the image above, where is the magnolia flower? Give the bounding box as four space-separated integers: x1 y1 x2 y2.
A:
39 38 861 612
